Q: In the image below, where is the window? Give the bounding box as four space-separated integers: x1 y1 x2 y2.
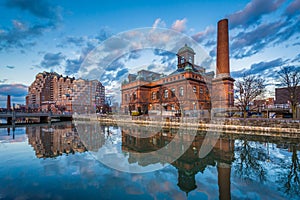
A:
125 94 128 101
181 57 185 64
179 87 184 96
193 86 196 93
152 92 156 100
200 88 203 94
171 104 175 110
133 92 137 100
171 88 175 98
164 89 168 98
189 56 193 63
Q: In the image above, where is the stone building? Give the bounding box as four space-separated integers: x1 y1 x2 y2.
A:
26 71 105 113
121 19 234 117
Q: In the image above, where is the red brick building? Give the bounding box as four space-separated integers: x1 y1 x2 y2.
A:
121 19 234 117
121 44 214 116
275 86 300 104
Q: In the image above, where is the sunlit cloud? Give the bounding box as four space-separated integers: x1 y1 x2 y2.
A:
227 0 284 29
0 0 62 51
152 18 166 29
192 25 215 43
284 0 300 18
171 18 187 32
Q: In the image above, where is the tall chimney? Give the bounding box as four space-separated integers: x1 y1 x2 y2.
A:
216 19 229 75
7 95 11 111
218 164 231 200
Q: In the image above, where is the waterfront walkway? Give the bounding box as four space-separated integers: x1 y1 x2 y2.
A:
73 114 300 137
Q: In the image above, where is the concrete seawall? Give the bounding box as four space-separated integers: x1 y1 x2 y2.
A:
73 115 300 137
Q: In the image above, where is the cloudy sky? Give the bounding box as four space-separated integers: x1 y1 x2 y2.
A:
0 0 299 106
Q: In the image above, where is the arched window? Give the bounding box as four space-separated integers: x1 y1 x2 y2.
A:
193 86 197 93
179 87 184 96
152 92 156 100
164 89 168 98
200 88 203 94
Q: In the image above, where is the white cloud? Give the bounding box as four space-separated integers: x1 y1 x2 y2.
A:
152 18 166 29
171 18 187 32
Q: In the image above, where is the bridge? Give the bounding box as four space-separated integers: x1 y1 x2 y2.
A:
0 111 72 125
260 105 291 118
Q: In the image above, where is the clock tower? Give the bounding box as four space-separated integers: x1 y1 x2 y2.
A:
177 44 195 69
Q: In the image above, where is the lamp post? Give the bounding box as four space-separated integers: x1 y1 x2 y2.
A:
266 99 269 118
229 89 233 117
192 102 196 117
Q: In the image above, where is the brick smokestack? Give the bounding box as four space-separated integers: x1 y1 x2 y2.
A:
7 95 11 111
216 19 229 75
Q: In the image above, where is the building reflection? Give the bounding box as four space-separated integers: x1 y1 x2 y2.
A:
26 122 108 158
23 122 300 199
26 123 87 158
73 121 106 152
121 126 234 199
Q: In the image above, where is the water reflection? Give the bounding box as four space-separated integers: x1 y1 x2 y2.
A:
121 126 234 199
26 124 87 158
2 122 298 199
276 144 300 197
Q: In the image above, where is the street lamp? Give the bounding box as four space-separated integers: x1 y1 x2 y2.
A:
266 99 269 118
192 102 196 117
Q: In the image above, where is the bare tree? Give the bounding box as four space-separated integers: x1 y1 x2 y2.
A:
234 138 267 183
277 144 300 197
278 66 300 119
235 74 266 118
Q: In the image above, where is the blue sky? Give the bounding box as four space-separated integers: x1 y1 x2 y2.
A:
0 0 300 106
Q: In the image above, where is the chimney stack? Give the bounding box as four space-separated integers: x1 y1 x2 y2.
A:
212 19 235 110
216 19 229 76
7 95 11 111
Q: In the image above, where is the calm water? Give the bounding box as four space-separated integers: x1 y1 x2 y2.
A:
0 122 299 200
